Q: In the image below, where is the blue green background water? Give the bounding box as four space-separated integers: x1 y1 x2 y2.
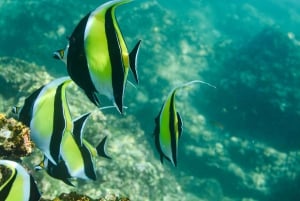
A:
0 0 300 200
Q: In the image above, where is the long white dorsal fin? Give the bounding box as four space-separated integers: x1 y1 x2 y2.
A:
175 80 216 91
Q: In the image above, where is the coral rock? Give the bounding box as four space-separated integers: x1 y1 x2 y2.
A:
39 192 130 201
0 113 33 159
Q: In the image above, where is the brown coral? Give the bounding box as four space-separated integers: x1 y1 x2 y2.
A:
0 113 33 159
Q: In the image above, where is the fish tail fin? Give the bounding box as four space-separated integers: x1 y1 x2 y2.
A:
96 136 111 159
129 40 142 84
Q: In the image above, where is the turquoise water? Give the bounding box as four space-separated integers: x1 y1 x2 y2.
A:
1 0 300 200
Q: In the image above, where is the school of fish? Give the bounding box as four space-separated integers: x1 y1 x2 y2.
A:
0 0 214 200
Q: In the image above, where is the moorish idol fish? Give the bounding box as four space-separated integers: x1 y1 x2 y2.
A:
17 77 73 165
59 112 111 181
153 80 215 167
35 113 111 184
0 160 41 201
53 0 141 114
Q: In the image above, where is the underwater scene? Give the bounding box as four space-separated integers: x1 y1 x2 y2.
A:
0 0 300 200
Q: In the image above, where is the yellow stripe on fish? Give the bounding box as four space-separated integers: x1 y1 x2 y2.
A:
0 160 41 201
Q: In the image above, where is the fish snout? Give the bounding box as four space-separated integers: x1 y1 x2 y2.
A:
53 51 62 60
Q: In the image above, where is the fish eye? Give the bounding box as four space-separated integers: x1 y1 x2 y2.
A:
59 50 64 58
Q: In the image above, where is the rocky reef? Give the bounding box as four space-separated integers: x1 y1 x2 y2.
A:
0 113 33 160
40 192 129 201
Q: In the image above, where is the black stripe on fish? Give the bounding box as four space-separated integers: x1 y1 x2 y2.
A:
0 167 17 200
169 91 178 167
177 112 183 139
67 12 99 106
49 83 66 163
73 113 91 146
73 114 96 180
81 144 96 180
105 6 125 114
18 86 44 126
28 175 41 201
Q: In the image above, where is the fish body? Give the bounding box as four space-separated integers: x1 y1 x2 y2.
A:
58 0 141 114
36 113 110 183
36 136 110 185
18 77 72 165
0 160 41 201
154 88 182 167
59 113 110 180
18 77 110 182
154 80 215 167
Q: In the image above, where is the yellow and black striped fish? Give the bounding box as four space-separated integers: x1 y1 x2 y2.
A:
154 80 215 167
17 77 72 165
58 112 111 181
54 0 141 114
35 113 111 185
0 160 41 201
